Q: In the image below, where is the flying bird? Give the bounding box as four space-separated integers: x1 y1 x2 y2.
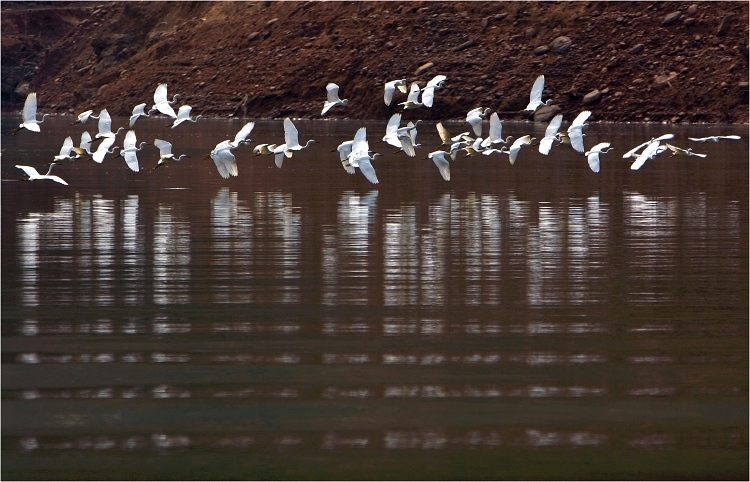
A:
420 74 447 108
170 105 203 128
129 103 151 127
687 135 741 143
466 107 491 137
152 139 190 172
538 114 563 155
508 135 536 165
151 83 181 118
12 92 49 133
348 127 380 184
321 83 348 115
119 130 148 172
384 79 408 106
564 110 591 153
427 150 452 181
208 121 255 178
524 75 552 112
70 109 99 126
16 164 68 185
584 142 614 173
94 109 125 139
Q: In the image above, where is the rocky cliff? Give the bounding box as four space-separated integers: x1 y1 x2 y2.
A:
2 1 748 123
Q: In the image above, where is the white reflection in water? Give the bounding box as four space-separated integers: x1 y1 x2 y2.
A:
210 188 253 302
17 216 40 307
153 204 191 305
322 191 378 306
122 195 146 306
92 196 115 304
252 192 301 303
624 192 677 304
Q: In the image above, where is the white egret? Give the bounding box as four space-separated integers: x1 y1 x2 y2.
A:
70 109 99 125
79 131 94 155
150 83 181 118
170 105 203 128
384 79 408 106
524 74 552 112
448 137 473 160
466 107 491 137
398 82 425 110
584 142 614 173
622 133 674 159
665 144 707 158
348 127 380 184
253 143 278 156
281 117 316 156
94 109 125 139
16 164 68 185
92 136 119 163
481 146 510 157
508 135 535 165
152 139 190 172
321 83 348 115
53 136 76 162
119 130 148 172
538 114 563 155
688 135 742 142
335 139 356 174
207 121 255 177
565 110 591 153
427 150 452 181
630 140 668 170
12 92 49 133
436 122 470 147
129 103 150 127
393 120 421 156
481 112 513 148
382 113 404 148
420 74 447 108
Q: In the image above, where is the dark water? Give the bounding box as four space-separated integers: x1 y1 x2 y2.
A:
2 116 748 480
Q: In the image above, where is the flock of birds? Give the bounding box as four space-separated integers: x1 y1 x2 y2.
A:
10 75 743 186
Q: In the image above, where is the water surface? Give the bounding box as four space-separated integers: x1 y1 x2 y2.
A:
2 116 748 480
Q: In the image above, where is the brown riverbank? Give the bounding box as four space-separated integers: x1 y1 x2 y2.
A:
2 1 748 124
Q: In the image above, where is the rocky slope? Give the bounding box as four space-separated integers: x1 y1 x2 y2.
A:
2 1 748 124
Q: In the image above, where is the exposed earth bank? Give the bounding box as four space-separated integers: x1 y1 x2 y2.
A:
2 1 748 124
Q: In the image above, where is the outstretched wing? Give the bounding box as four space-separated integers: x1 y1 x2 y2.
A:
233 121 255 145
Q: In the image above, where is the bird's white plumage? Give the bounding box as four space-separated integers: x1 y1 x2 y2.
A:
566 110 591 153
152 83 180 118
688 135 741 142
95 109 124 139
508 135 535 164
427 150 451 181
538 114 563 155
384 79 408 106
54 136 75 161
171 105 202 128
622 133 674 158
466 107 490 137
584 142 613 173
630 140 664 170
321 83 348 115
130 103 150 127
524 75 550 111
120 130 147 172
92 136 118 163
16 164 68 185
17 92 49 132
399 82 424 110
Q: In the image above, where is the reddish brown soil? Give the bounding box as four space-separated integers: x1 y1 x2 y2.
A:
2 1 748 124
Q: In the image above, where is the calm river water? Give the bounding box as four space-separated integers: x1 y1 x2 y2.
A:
2 115 748 480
